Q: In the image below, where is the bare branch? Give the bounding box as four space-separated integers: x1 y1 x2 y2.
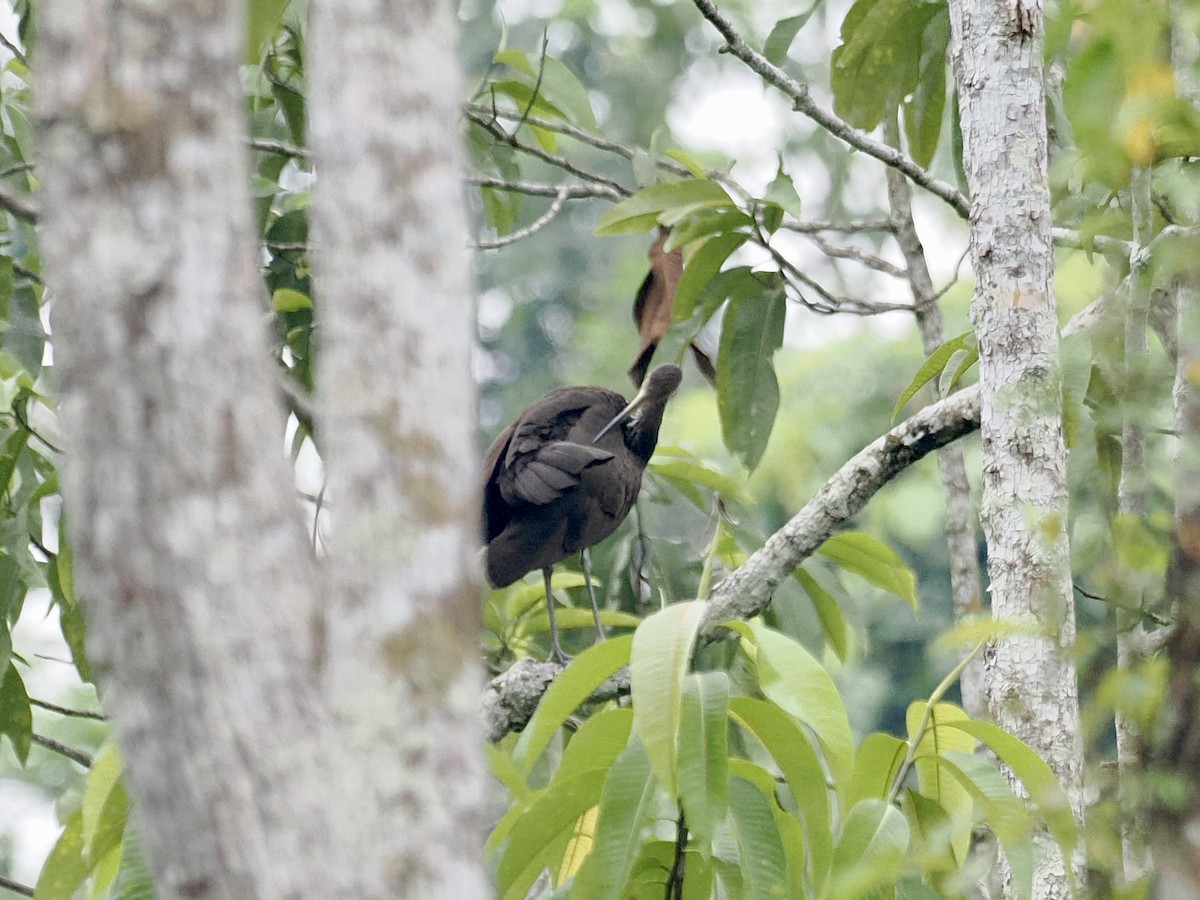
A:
806 232 907 279
32 732 93 768
250 138 308 159
687 0 970 218
0 183 37 223
476 186 570 250
483 386 982 739
0 874 34 898
30 696 106 720
469 175 624 202
466 109 631 198
0 29 27 68
779 218 895 234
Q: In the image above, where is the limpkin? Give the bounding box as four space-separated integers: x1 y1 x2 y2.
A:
482 364 683 663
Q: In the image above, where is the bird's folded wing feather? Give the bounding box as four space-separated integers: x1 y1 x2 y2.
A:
500 441 614 506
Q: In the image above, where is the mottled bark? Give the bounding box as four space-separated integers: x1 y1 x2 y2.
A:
308 0 488 895
35 1 348 897
884 145 986 720
947 0 1085 894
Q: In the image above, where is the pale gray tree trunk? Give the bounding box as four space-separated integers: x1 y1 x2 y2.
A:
35 1 353 897
947 0 1085 895
308 0 489 895
883 143 986 719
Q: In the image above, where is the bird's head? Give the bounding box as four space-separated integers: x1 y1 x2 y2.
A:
592 364 683 444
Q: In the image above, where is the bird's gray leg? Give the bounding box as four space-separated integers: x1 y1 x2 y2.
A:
581 549 606 640
543 566 568 665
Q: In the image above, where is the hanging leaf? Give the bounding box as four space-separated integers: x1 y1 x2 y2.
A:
794 567 849 660
34 808 88 900
674 233 749 324
764 11 817 66
630 600 706 796
906 701 974 866
818 531 918 610
676 671 731 849
0 661 31 764
828 799 910 896
572 739 658 900
848 731 907 806
630 229 683 387
728 776 790 900
902 6 951 167
717 274 785 471
892 330 976 420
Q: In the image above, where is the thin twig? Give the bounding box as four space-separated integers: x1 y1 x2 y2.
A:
806 232 907 279
13 261 42 285
476 186 571 250
0 183 37 223
466 110 631 198
779 218 894 234
31 697 106 721
0 29 27 68
32 732 93 768
688 0 970 218
666 811 688 900
0 874 34 898
468 175 624 203
249 138 308 159
0 161 33 179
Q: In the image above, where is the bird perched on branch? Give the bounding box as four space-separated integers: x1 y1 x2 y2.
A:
482 364 683 663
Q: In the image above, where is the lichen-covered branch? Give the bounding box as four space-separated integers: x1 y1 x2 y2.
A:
484 387 981 740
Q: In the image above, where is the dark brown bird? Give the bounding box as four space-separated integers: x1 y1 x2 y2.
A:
482 364 683 662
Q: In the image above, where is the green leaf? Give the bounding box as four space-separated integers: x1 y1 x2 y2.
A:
764 12 816 66
110 828 155 900
729 697 832 889
596 180 734 236
677 671 731 848
663 208 754 252
0 661 31 764
272 287 312 312
536 57 599 130
944 719 1077 864
818 531 917 610
511 634 634 779
717 275 785 470
490 79 567 121
649 448 750 503
794 567 848 661
728 776 789 900
937 750 1033 899
848 731 907 806
247 0 289 62
829 799 910 896
35 808 88 900
487 743 534 805
556 708 634 787
906 702 974 865
747 621 854 794
901 6 950 168
763 164 803 219
892 330 975 420
630 601 706 795
674 234 749 322
497 772 606 897
573 739 658 900
82 744 126 859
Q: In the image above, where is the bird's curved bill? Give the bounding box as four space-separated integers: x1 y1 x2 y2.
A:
592 385 652 444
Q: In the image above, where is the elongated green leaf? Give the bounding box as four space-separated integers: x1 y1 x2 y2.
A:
848 731 907 806
497 771 607 896
596 180 733 236
631 601 706 795
892 330 975 420
818 531 917 609
0 661 31 764
717 277 785 470
82 744 123 853
247 0 288 62
764 12 815 65
487 743 534 804
572 739 658 900
490 79 567 121
556 708 634 785
677 672 730 849
729 696 833 890
901 6 950 168
512 635 634 778
649 452 750 503
906 701 973 866
945 343 979 392
272 287 312 312
794 567 848 660
674 233 749 322
663 208 754 252
829 799 910 896
944 719 1077 862
728 776 789 900
936 751 1033 900
35 808 88 900
749 622 854 791
536 57 598 130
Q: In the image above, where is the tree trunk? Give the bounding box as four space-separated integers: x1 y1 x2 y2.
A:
35 1 349 897
946 0 1085 895
308 0 489 895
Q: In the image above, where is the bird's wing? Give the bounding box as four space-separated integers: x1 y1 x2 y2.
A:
500 441 614 506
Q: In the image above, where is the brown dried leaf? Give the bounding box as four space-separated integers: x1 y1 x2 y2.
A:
629 228 682 386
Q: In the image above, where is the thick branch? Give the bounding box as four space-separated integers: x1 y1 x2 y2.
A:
484 386 981 739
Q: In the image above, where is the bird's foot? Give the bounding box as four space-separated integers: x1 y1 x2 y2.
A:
547 647 572 667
